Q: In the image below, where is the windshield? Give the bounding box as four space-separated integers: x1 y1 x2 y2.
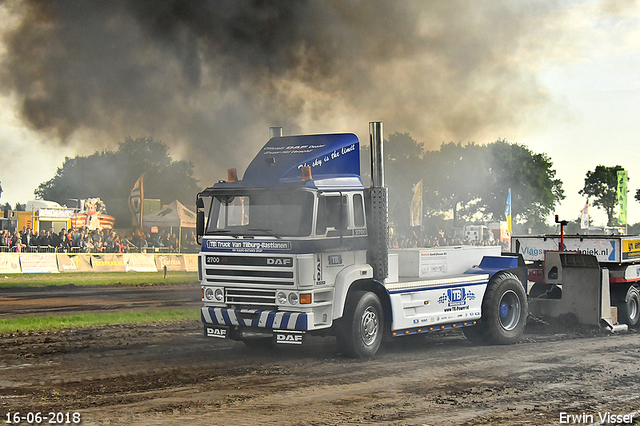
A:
205 189 314 237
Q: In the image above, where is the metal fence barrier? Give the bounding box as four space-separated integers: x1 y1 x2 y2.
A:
0 245 198 254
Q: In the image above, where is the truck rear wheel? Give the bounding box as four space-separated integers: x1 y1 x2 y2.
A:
335 290 383 358
463 272 528 345
617 286 640 328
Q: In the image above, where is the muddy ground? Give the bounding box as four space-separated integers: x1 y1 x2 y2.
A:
1 283 639 426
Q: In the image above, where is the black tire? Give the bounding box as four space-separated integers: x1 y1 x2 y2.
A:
617 286 640 328
462 321 488 345
335 290 383 358
529 283 551 299
528 283 552 298
464 272 528 345
528 282 562 299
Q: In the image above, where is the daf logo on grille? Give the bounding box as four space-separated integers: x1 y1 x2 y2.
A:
267 258 292 266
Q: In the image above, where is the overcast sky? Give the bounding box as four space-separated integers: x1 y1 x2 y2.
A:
0 0 639 227
518 0 640 226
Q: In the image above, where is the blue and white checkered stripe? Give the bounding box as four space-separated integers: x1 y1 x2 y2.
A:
201 307 308 331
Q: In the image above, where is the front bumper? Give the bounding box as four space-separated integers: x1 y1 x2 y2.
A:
201 307 309 331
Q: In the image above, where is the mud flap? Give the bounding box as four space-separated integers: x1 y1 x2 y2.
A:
274 330 305 345
204 324 229 339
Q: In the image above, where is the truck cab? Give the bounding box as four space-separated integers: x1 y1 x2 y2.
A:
197 133 374 343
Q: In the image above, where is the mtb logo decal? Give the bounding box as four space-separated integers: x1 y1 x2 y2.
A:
438 288 475 307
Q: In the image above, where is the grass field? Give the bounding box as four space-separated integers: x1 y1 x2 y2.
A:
0 271 198 288
0 271 200 331
0 308 200 333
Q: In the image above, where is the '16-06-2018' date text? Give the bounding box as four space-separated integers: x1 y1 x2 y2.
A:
5 412 81 424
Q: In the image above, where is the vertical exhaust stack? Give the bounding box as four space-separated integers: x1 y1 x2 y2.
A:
370 121 384 188
367 121 389 282
269 126 283 138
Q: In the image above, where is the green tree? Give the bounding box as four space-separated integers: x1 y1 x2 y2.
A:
579 165 625 226
421 141 488 224
380 133 563 237
421 139 563 231
35 137 200 225
481 140 564 229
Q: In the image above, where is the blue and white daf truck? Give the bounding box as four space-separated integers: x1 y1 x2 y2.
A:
196 122 528 357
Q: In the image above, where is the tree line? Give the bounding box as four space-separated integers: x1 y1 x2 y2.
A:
377 132 565 237
26 137 200 227
379 133 633 237
1 133 634 233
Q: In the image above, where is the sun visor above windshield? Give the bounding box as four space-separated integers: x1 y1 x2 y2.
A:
241 133 360 186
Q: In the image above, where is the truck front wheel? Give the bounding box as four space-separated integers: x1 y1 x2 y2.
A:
617 286 640 328
463 272 528 345
335 290 383 358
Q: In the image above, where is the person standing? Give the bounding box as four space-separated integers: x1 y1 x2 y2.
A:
21 227 33 248
11 232 24 252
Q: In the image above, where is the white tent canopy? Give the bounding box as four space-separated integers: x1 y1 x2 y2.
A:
143 200 196 228
142 200 196 252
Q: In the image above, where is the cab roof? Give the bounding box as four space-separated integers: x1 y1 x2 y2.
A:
200 133 366 196
240 133 361 187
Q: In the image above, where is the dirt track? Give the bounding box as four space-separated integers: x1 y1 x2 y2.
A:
0 283 201 316
1 283 640 425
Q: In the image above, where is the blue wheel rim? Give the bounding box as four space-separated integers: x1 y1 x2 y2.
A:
498 290 521 331
500 302 509 318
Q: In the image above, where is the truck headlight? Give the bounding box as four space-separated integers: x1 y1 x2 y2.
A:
277 292 287 305
214 288 224 302
204 287 214 301
288 292 299 305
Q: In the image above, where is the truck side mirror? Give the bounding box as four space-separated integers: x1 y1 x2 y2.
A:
196 198 205 243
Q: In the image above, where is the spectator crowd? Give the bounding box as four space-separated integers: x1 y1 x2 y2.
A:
2 225 503 254
0 226 197 253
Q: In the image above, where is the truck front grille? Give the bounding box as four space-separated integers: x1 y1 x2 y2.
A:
226 288 276 307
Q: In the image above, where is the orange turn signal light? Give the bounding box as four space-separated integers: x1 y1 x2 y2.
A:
227 168 238 182
300 293 312 304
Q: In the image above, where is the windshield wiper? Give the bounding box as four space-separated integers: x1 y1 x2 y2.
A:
208 230 239 238
247 228 282 239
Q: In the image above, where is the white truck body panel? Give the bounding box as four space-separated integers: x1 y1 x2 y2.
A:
386 274 488 331
391 246 500 278
622 264 640 281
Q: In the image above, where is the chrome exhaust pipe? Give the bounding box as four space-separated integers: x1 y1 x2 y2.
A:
367 121 388 281
369 121 384 188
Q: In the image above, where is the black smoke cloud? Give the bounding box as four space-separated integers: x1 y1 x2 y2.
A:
0 0 558 186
